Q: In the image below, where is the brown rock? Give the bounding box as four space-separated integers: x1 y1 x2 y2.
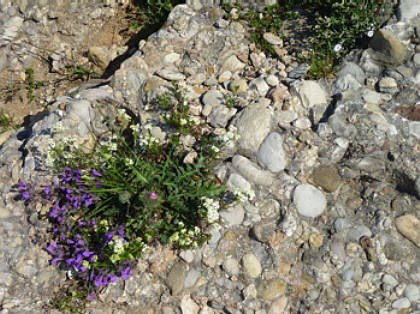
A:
312 165 341 192
369 29 411 66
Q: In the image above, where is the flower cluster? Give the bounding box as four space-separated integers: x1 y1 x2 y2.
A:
18 168 135 299
201 196 220 224
220 125 240 147
232 187 255 203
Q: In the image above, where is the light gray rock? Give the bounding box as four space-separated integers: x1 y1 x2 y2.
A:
392 297 410 309
65 100 94 136
334 74 362 93
346 225 372 242
413 53 420 66
220 204 245 226
180 295 200 314
242 253 262 278
156 68 186 81
337 62 366 84
183 268 200 289
232 155 274 186
249 77 269 97
258 199 280 220
226 173 252 193
202 90 224 107
293 184 327 218
397 0 420 21
382 274 399 290
405 284 420 302
208 106 237 128
263 32 283 45
362 89 383 105
235 104 272 153
222 256 240 277
290 80 328 109
288 63 310 79
257 132 287 173
0 16 23 43
409 121 420 140
328 113 358 139
219 54 246 74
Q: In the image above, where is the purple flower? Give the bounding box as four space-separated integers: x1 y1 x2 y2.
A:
22 191 30 200
121 267 132 280
51 257 61 265
148 192 158 200
91 169 102 177
46 241 58 254
82 250 94 258
88 293 95 300
109 274 117 283
84 198 94 207
18 181 27 190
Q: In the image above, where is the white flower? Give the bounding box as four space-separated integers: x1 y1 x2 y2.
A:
211 145 220 153
367 30 374 37
180 118 187 126
333 44 343 53
130 124 140 133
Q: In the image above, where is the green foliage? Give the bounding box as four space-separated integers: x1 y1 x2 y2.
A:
0 110 17 133
64 64 99 81
48 288 87 313
49 86 229 255
222 0 392 79
130 0 185 34
25 68 45 103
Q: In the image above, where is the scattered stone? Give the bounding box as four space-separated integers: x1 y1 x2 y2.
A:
263 32 283 46
257 278 287 301
251 222 277 243
397 0 420 21
311 165 341 192
220 204 245 226
293 184 327 218
156 68 186 81
232 155 274 186
404 284 420 302
369 29 411 66
88 46 111 70
257 132 288 173
236 104 272 153
378 77 398 94
242 253 262 278
395 214 420 248
392 297 410 309
180 295 200 314
166 262 188 295
222 256 240 277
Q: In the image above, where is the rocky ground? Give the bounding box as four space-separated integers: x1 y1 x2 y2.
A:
1 0 420 313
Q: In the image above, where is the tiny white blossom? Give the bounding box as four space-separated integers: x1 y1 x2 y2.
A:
367 30 374 37
130 124 140 133
333 44 343 53
180 118 187 126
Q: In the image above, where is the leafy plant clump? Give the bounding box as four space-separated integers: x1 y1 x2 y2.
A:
128 0 185 35
0 110 18 134
222 0 392 78
25 68 45 103
19 86 245 304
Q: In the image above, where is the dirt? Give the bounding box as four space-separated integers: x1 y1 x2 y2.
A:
0 2 139 129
